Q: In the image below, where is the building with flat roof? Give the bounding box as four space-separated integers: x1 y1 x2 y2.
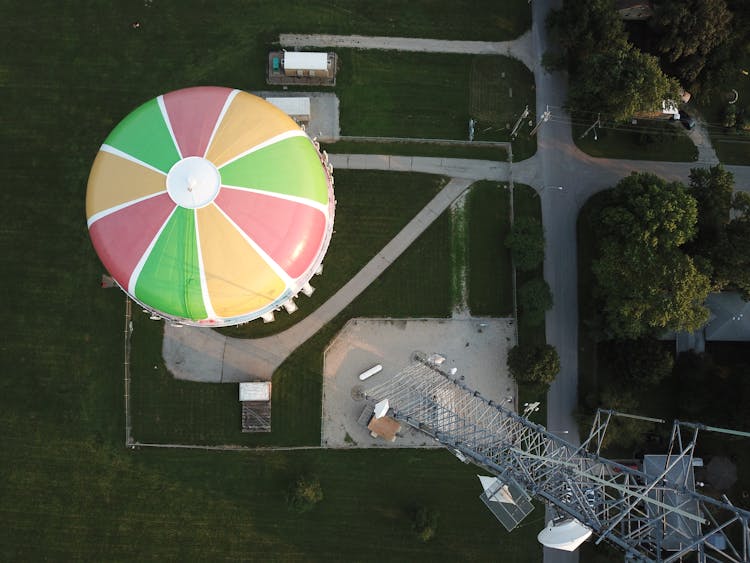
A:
239 382 272 433
267 51 337 86
265 97 311 122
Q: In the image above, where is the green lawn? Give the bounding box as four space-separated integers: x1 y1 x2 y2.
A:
696 53 750 165
220 171 446 339
573 116 698 162
324 139 508 161
2 439 543 561
336 50 536 160
467 181 514 315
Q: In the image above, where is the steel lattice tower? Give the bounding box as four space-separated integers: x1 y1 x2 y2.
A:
365 356 750 562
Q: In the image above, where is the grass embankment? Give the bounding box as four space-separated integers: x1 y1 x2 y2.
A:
573 116 698 162
336 51 536 160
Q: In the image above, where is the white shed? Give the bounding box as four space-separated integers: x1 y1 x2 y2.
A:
265 97 311 121
283 52 332 77
239 381 271 402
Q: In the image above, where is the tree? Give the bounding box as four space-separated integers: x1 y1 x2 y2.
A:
607 338 674 387
652 0 733 84
567 42 680 122
287 475 323 513
518 278 553 327
505 217 544 271
546 0 627 73
594 237 711 338
713 217 750 299
689 165 734 243
412 506 439 542
507 344 560 388
592 173 710 339
597 173 697 250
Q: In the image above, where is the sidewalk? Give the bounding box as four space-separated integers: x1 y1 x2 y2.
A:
280 31 535 71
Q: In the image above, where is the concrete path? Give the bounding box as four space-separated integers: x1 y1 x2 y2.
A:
164 177 473 382
688 118 720 166
280 31 536 71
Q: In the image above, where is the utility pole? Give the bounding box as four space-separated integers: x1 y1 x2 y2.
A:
580 113 601 140
510 105 529 139
529 105 550 136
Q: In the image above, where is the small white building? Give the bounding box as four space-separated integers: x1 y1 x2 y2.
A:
283 52 334 78
239 381 272 432
265 97 311 122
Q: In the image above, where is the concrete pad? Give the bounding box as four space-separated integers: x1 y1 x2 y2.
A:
322 317 517 448
162 325 225 383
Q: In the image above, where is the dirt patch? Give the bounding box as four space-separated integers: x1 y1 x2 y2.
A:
322 317 516 448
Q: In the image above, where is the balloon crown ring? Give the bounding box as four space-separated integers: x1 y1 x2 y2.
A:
166 157 221 209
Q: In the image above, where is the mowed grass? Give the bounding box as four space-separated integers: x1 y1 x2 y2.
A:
220 171 446 339
573 117 698 162
467 181 514 315
337 51 536 159
324 139 508 161
3 439 543 561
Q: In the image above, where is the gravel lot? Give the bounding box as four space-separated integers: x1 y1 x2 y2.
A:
322 317 516 448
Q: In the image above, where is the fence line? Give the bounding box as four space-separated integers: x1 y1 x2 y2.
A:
123 297 133 446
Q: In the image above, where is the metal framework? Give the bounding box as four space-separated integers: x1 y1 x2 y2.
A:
365 356 750 562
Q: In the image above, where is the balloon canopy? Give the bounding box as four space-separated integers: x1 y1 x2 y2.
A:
86 87 334 326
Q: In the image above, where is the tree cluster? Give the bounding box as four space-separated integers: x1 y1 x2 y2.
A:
547 0 679 122
650 0 733 86
687 165 750 298
591 172 711 339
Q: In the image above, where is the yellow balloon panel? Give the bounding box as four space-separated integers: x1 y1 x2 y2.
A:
205 91 299 168
86 151 167 220
197 204 286 318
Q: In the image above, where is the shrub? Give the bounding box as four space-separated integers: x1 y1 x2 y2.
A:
287 475 323 513
412 506 439 542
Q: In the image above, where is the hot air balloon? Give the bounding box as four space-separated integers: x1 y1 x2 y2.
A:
86 86 334 326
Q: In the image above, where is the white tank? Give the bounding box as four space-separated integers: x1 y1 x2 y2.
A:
537 519 593 552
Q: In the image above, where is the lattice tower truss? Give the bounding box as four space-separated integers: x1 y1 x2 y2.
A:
365 357 750 562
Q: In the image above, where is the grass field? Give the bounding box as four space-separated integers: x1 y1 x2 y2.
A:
1 1 537 558
337 50 536 160
2 440 544 561
467 181 514 315
324 139 508 161
573 117 698 162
